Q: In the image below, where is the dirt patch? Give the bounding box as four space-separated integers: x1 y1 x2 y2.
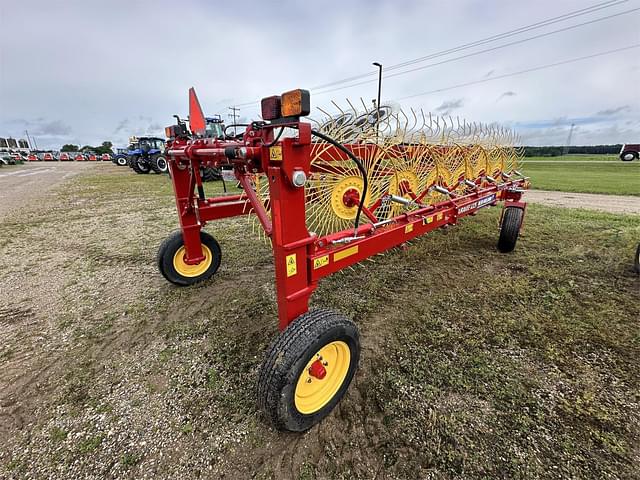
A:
0 162 98 219
525 189 640 214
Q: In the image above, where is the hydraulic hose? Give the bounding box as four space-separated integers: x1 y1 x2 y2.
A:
224 124 250 139
310 129 368 233
265 127 285 148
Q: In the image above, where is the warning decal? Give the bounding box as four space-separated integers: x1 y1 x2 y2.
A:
270 146 283 161
313 255 330 269
286 254 297 277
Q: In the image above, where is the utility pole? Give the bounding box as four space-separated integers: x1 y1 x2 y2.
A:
372 62 383 143
562 123 575 156
228 106 240 136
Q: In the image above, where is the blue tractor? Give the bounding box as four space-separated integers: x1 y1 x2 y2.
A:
112 148 129 166
127 136 168 174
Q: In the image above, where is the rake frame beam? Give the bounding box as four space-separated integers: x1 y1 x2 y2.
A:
165 120 528 330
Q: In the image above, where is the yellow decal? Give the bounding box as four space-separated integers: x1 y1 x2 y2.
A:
423 216 434 225
286 254 297 277
437 213 444 221
313 255 329 270
405 224 414 233
334 245 359 262
270 146 283 161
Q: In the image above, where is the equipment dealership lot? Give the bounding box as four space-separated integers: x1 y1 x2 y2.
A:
0 161 638 479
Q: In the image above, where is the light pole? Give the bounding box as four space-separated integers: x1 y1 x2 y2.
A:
372 62 382 142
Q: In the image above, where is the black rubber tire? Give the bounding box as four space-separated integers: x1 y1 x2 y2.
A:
148 154 162 174
497 206 524 253
200 166 221 182
634 243 640 275
155 155 169 173
149 154 168 174
620 151 637 162
257 309 360 432
130 155 150 174
116 156 128 167
157 230 221 286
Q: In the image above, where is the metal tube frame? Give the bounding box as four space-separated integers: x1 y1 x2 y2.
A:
166 121 528 330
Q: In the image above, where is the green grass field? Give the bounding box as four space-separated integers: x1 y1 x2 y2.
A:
521 155 639 195
524 154 620 162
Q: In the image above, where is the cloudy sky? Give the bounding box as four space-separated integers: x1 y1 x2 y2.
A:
1 0 638 149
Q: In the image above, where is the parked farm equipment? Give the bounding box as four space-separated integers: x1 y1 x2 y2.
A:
111 148 129 166
169 114 224 182
158 88 529 431
0 152 20 165
127 136 168 174
620 143 639 161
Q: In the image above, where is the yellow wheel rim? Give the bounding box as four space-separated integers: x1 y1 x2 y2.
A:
330 176 370 220
172 245 213 278
294 341 351 415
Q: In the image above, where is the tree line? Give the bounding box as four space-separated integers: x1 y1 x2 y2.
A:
523 145 622 157
60 141 113 154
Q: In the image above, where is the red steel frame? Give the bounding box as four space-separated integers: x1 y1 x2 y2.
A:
166 120 528 330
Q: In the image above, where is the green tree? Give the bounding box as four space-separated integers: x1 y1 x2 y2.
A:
95 141 114 155
61 144 79 152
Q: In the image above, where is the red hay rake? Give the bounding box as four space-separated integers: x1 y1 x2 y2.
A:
158 88 529 431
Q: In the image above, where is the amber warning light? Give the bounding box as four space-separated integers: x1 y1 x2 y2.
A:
261 89 310 123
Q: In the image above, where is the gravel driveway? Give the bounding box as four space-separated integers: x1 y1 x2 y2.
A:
0 162 101 218
524 189 640 215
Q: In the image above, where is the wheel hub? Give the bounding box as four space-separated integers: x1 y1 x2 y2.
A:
389 171 419 198
342 188 360 208
172 245 213 277
308 359 327 379
294 341 351 414
330 176 369 220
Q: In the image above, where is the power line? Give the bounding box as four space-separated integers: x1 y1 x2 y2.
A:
394 43 640 101
232 0 632 107
311 0 630 90
313 6 640 96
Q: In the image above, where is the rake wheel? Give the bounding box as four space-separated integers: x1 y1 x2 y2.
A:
248 99 523 239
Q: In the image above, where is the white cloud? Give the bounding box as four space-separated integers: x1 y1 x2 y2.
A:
0 0 638 148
